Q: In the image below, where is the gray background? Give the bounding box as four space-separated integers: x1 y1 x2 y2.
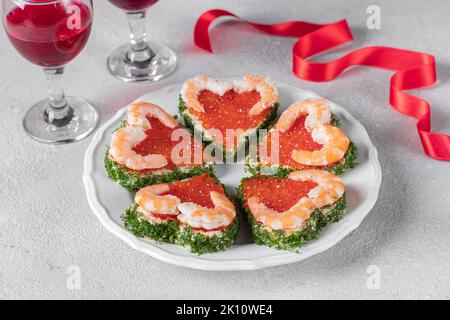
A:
1 0 449 299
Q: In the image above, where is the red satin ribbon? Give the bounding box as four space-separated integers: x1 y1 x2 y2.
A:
194 9 450 161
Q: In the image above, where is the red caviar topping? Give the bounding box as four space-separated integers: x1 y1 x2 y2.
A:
163 174 225 209
150 213 178 221
242 176 317 212
263 116 325 169
132 116 203 172
191 226 225 232
191 89 271 148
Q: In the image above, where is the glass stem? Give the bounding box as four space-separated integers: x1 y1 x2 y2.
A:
126 11 154 65
43 67 73 126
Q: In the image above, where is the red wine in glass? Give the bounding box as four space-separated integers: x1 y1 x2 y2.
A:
107 0 176 82
5 1 92 67
1 0 98 144
108 0 158 12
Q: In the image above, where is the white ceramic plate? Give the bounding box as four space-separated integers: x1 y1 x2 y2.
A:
83 79 382 271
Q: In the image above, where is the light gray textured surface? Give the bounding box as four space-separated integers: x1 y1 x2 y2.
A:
0 0 449 300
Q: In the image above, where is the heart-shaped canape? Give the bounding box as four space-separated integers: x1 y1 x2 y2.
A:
246 98 357 176
105 102 213 191
179 75 279 160
123 174 239 254
238 170 345 251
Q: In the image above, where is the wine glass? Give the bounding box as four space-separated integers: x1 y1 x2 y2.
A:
1 0 98 144
107 0 177 82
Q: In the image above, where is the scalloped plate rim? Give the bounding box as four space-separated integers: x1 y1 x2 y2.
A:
83 79 382 271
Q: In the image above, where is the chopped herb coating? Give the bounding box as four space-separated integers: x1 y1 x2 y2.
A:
236 180 346 251
121 173 240 255
179 96 279 161
104 149 215 192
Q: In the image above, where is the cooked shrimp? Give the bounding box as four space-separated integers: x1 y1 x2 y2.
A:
291 125 350 166
109 126 168 170
181 78 206 113
275 98 331 132
181 75 230 113
109 102 178 170
177 191 236 231
135 185 236 230
181 75 279 116
248 196 315 232
239 75 279 116
247 170 344 231
273 98 349 166
127 102 177 129
135 184 180 215
289 170 345 208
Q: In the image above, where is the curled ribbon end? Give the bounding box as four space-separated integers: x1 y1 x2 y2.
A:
192 8 450 161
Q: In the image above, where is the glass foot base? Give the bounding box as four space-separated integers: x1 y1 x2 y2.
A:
107 41 177 82
23 97 99 144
